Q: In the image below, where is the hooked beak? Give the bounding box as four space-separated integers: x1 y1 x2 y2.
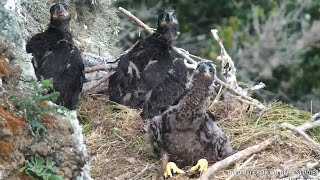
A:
52 4 70 19
162 10 178 24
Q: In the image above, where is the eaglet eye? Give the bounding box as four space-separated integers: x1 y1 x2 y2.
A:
63 4 68 10
209 68 213 72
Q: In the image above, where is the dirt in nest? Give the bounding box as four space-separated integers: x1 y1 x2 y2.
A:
0 101 86 180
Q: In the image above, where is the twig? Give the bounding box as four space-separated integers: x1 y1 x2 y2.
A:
178 48 213 62
119 7 154 34
132 163 155 180
199 137 277 180
227 93 263 109
82 52 116 67
84 64 118 73
118 7 197 64
226 154 256 180
297 120 320 132
89 86 108 94
213 85 224 103
82 72 113 92
172 47 198 64
215 78 265 109
281 122 320 153
311 112 320 121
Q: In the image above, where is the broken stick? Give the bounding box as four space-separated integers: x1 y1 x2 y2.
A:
226 154 256 180
297 120 320 132
84 64 118 73
281 122 320 153
199 137 277 180
82 72 113 92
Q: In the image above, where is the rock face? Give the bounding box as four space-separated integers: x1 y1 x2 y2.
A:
0 0 120 179
0 102 86 179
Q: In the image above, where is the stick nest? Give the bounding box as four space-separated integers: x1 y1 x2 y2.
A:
79 93 320 179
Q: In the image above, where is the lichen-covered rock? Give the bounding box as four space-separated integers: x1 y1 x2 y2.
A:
0 1 24 49
0 0 120 179
0 102 86 179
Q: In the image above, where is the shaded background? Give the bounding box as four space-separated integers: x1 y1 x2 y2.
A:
114 0 320 112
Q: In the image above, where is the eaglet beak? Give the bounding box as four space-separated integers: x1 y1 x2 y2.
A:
163 10 178 24
52 4 70 19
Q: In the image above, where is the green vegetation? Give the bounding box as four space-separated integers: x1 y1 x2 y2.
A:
251 102 311 127
24 154 63 180
8 79 59 135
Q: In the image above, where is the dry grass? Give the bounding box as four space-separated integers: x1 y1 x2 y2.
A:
214 101 319 179
79 94 320 180
78 94 159 180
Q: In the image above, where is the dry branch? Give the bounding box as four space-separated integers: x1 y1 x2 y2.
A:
211 29 237 88
178 48 213 62
84 64 117 73
311 112 320 121
297 120 320 132
82 52 116 67
226 154 256 180
211 29 266 109
119 7 154 34
199 137 277 180
132 163 155 180
216 78 265 109
281 122 320 153
82 72 113 92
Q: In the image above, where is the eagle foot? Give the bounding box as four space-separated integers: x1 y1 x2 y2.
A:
164 162 185 178
187 159 208 175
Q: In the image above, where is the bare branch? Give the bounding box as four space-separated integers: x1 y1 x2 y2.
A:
119 7 154 34
311 112 320 122
209 29 266 109
297 120 320 132
84 64 118 73
226 154 256 180
281 123 320 153
82 52 116 67
132 163 155 180
82 72 113 92
215 78 266 109
178 48 213 62
211 29 237 87
200 137 277 180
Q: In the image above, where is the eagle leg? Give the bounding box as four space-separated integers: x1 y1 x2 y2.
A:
187 159 208 175
164 162 185 178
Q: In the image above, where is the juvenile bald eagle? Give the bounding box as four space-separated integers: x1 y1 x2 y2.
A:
149 62 233 178
108 10 181 109
26 3 84 110
141 58 188 119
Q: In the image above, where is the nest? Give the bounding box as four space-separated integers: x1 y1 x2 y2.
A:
78 94 159 179
79 93 320 180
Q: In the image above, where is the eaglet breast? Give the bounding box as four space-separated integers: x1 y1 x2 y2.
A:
166 130 204 167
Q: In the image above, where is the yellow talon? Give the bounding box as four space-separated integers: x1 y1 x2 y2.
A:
164 162 185 178
188 159 208 174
